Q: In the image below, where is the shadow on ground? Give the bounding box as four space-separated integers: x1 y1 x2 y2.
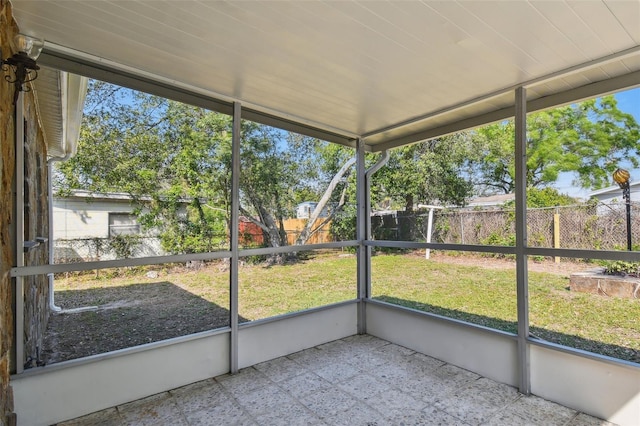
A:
42 281 245 365
374 295 639 364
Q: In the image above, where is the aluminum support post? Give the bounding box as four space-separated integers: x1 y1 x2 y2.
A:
230 102 241 373
15 92 25 374
515 87 530 394
356 138 367 334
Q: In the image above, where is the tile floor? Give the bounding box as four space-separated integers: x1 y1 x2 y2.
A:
57 335 615 426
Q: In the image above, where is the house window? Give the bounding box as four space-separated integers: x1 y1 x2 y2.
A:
108 213 140 237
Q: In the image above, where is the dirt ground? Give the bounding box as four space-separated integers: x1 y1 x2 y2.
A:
42 279 234 365
40 254 591 366
427 252 591 276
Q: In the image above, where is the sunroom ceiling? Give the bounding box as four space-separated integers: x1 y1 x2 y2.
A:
11 0 640 151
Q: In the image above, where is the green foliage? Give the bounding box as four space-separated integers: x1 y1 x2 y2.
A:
604 261 640 278
481 232 516 247
525 187 575 208
107 234 142 259
56 80 358 256
373 134 475 212
469 96 640 193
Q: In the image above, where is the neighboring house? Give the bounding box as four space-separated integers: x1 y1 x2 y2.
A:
53 190 163 261
588 182 640 204
295 201 331 219
465 193 515 209
53 190 143 240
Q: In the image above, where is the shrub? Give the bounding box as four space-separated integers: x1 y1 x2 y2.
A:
604 261 640 278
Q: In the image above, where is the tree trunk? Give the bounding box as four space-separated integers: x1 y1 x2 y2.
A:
295 156 356 246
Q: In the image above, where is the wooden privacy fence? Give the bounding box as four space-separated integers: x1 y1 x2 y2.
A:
238 217 334 246
283 218 333 245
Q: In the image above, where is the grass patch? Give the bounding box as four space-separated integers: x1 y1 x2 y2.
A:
372 253 639 363
48 251 638 364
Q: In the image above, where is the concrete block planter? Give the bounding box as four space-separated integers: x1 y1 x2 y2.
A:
569 268 640 299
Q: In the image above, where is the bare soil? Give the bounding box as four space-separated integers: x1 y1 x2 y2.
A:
42 279 233 365
426 252 590 276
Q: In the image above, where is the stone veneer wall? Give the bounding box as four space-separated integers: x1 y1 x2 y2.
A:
1 1 51 424
21 84 50 372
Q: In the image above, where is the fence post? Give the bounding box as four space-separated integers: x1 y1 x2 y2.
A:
553 209 560 263
425 208 434 259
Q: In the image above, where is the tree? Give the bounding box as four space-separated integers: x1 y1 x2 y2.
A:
328 135 477 242
57 81 233 254
470 96 640 194
373 133 476 211
55 80 357 262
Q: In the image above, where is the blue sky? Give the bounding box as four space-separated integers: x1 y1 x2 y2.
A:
553 87 640 199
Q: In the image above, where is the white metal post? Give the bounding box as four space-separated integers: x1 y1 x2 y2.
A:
230 102 241 373
425 208 434 259
515 86 530 394
15 91 25 374
356 138 367 334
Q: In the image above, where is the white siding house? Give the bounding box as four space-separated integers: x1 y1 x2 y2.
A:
295 201 330 219
588 182 640 204
53 190 163 261
53 190 141 240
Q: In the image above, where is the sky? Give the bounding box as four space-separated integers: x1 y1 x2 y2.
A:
553 87 640 199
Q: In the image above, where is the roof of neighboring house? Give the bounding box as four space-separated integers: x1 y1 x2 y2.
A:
588 181 640 198
467 193 515 207
54 190 192 204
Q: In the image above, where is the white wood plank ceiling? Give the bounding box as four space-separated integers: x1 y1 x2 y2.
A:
10 0 640 150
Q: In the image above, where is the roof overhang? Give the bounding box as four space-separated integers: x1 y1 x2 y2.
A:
11 1 640 152
31 68 88 160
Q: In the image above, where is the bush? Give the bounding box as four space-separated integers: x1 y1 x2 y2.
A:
604 261 640 278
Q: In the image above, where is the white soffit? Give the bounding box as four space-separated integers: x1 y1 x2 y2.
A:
11 0 640 150
32 69 88 159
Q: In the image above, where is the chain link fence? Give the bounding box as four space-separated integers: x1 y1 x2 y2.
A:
54 236 166 263
372 201 640 250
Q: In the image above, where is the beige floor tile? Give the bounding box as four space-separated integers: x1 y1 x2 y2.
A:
484 394 576 426
433 378 520 424
216 367 271 397
366 388 429 419
336 372 389 401
118 392 187 426
278 371 333 399
299 388 358 420
235 384 298 417
566 413 618 426
56 407 124 426
254 356 308 382
169 379 230 415
50 335 618 426
323 403 390 426
252 402 323 426
185 399 254 426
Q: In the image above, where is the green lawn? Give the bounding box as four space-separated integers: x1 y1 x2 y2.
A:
371 253 639 362
54 251 639 363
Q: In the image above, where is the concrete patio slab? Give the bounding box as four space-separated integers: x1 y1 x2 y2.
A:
56 335 615 426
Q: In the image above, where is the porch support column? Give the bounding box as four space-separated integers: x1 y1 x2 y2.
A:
14 91 25 374
356 138 368 334
230 101 241 374
515 86 530 394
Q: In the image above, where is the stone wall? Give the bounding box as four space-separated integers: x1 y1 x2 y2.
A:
22 90 50 370
1 1 51 424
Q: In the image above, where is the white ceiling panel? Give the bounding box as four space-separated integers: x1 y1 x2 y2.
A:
9 0 640 150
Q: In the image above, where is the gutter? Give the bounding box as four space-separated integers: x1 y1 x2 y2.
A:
46 71 88 312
